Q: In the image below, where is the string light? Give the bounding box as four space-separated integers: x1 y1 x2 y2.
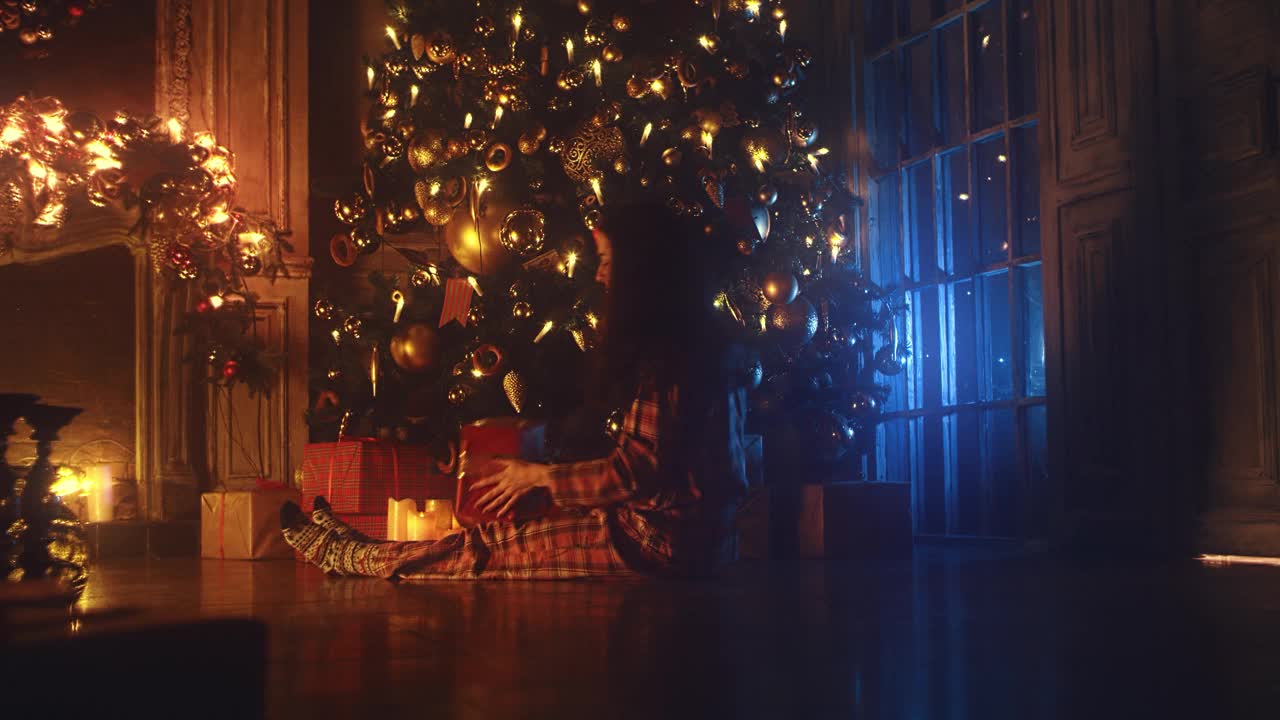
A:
385 26 401 50
589 177 604 206
745 0 761 17
492 105 504 128
208 295 225 310
410 84 420 105
779 19 787 41
701 130 714 155
749 145 770 173
640 121 653 146
533 321 554 343
464 112 474 129
467 275 484 297
592 58 603 87
565 251 579 278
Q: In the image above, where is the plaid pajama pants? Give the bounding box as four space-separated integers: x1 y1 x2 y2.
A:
386 506 662 581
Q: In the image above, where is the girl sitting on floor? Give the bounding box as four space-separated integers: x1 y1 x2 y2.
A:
282 202 749 580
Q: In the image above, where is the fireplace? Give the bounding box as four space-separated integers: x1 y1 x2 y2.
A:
0 244 140 520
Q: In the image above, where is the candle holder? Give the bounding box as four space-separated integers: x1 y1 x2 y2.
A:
0 393 39 578
16 403 87 589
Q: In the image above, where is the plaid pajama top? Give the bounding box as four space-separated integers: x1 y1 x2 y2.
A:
395 380 749 581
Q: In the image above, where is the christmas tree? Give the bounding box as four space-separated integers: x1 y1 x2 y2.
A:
313 0 902 470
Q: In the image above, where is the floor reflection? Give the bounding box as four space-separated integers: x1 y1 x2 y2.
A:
70 550 1280 719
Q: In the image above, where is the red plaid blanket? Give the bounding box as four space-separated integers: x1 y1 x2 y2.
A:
299 438 455 515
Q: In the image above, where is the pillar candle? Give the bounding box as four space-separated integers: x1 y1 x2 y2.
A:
87 464 113 523
405 511 426 541
421 499 455 539
386 497 418 541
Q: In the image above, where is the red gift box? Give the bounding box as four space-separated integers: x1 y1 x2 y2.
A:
455 418 553 527
299 438 454 515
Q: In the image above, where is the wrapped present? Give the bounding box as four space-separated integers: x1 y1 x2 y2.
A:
201 486 300 560
455 418 552 527
796 482 912 558
299 438 454 515
334 512 389 540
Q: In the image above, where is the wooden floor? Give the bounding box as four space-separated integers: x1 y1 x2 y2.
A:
24 550 1280 718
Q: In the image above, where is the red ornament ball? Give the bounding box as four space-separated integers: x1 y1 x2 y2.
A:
221 360 240 379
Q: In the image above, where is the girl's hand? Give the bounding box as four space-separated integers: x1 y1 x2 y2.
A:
465 457 550 517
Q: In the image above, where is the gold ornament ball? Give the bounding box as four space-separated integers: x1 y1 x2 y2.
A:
561 122 626 183
518 133 542 155
602 44 623 63
343 316 364 338
767 296 819 347
547 137 566 154
512 301 534 320
407 129 449 173
467 305 486 325
577 0 593 14
473 16 496 36
446 137 469 160
499 208 547 256
762 271 799 304
612 12 632 32
583 20 608 46
443 185 518 276
625 75 649 99
333 194 369 225
756 183 779 206
581 207 602 229
239 254 263 275
737 237 757 256
410 267 434 288
350 226 380 254
612 156 631 174
420 196 457 226
466 128 489 150
792 120 819 148
326 368 342 381
557 68 585 91
426 32 457 64
314 299 336 321
389 323 440 374
662 147 683 167
447 382 473 406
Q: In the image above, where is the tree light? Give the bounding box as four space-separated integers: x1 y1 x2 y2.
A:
565 251 579 278
208 295 225 310
565 38 574 63
391 289 405 323
589 177 604 206
640 122 653 146
534 321 554 343
592 58 603 87
410 84 420 105
385 26 401 50
0 123 23 144
367 66 376 90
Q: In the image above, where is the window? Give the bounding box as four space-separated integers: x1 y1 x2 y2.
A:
862 0 1043 538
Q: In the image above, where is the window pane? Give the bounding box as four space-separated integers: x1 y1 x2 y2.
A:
868 54 901 170
1011 123 1040 257
938 147 973 276
919 415 947 535
937 19 966 146
978 270 1012 401
975 134 1009 266
904 38 935 158
1017 262 1045 397
1008 0 1037 117
911 285 944 409
948 279 978 405
905 160 940 281
877 417 913 484
984 407 1018 536
948 410 982 534
1025 403 1048 504
970 2 1006 131
870 173 903 287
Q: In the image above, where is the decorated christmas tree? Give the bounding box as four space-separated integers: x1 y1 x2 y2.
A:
313 0 904 470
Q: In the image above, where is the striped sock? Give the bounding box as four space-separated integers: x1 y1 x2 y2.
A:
310 496 378 542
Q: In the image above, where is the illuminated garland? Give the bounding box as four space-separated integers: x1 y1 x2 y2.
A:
0 95 290 392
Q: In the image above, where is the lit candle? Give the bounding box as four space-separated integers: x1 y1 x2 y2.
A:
410 84 420 105
87 464 113 523
779 19 787 41
391 290 405 323
370 343 379 398
565 38 574 63
421 499 454 538
387 497 417 541
534 320 554 343
701 130 714 156
565 251 578 278
492 105 504 129
385 25 401 50
591 58 603 87
640 122 653 146
464 112 473 129
589 177 604 206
